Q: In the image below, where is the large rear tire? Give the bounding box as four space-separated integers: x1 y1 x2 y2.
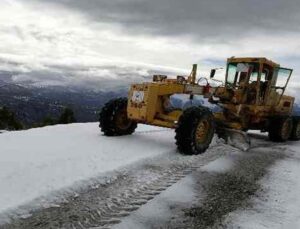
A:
290 117 300 140
99 98 137 136
175 106 215 155
268 117 293 142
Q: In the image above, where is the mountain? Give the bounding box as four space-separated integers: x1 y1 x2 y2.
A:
0 71 128 126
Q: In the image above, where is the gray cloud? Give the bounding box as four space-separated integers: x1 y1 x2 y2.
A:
4 60 179 92
32 0 300 40
1 0 299 100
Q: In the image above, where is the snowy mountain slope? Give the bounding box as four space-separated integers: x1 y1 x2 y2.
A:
0 123 174 214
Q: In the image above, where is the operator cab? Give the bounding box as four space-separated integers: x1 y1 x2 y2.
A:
224 57 293 105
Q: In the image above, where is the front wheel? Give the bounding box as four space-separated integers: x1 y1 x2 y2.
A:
175 106 215 155
99 98 137 136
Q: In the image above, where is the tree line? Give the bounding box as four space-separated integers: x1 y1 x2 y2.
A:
0 107 76 131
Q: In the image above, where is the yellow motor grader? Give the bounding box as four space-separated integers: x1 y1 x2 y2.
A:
99 57 300 155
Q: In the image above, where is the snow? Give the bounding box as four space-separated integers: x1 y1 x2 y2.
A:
170 94 222 112
113 175 197 229
225 141 300 228
0 123 175 215
2 122 300 227
201 156 234 173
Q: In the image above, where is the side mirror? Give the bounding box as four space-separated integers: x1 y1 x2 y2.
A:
210 69 216 79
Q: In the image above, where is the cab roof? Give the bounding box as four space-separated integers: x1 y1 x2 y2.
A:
227 57 280 68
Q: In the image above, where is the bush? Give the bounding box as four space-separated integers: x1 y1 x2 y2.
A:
0 107 23 130
42 116 57 126
58 108 76 124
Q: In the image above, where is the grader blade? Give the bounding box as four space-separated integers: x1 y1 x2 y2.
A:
218 128 251 151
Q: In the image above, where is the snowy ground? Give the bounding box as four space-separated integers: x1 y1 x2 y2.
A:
224 141 300 229
113 175 197 229
0 123 174 216
1 123 300 229
111 138 288 229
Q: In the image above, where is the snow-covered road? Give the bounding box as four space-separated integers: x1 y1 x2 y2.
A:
224 141 300 229
1 123 300 229
0 123 175 216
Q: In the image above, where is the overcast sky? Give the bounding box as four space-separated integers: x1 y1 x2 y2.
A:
0 0 299 94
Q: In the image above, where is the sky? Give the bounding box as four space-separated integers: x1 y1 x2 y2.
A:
0 0 299 95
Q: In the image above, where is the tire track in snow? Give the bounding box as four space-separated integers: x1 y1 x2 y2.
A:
70 169 196 229
135 129 172 134
2 145 228 229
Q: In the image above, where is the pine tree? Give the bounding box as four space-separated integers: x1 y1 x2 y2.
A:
42 116 56 126
0 107 23 130
58 108 76 124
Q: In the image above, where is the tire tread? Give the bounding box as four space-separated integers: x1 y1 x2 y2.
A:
99 97 137 136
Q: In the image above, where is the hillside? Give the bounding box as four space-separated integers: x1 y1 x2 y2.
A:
0 71 128 125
